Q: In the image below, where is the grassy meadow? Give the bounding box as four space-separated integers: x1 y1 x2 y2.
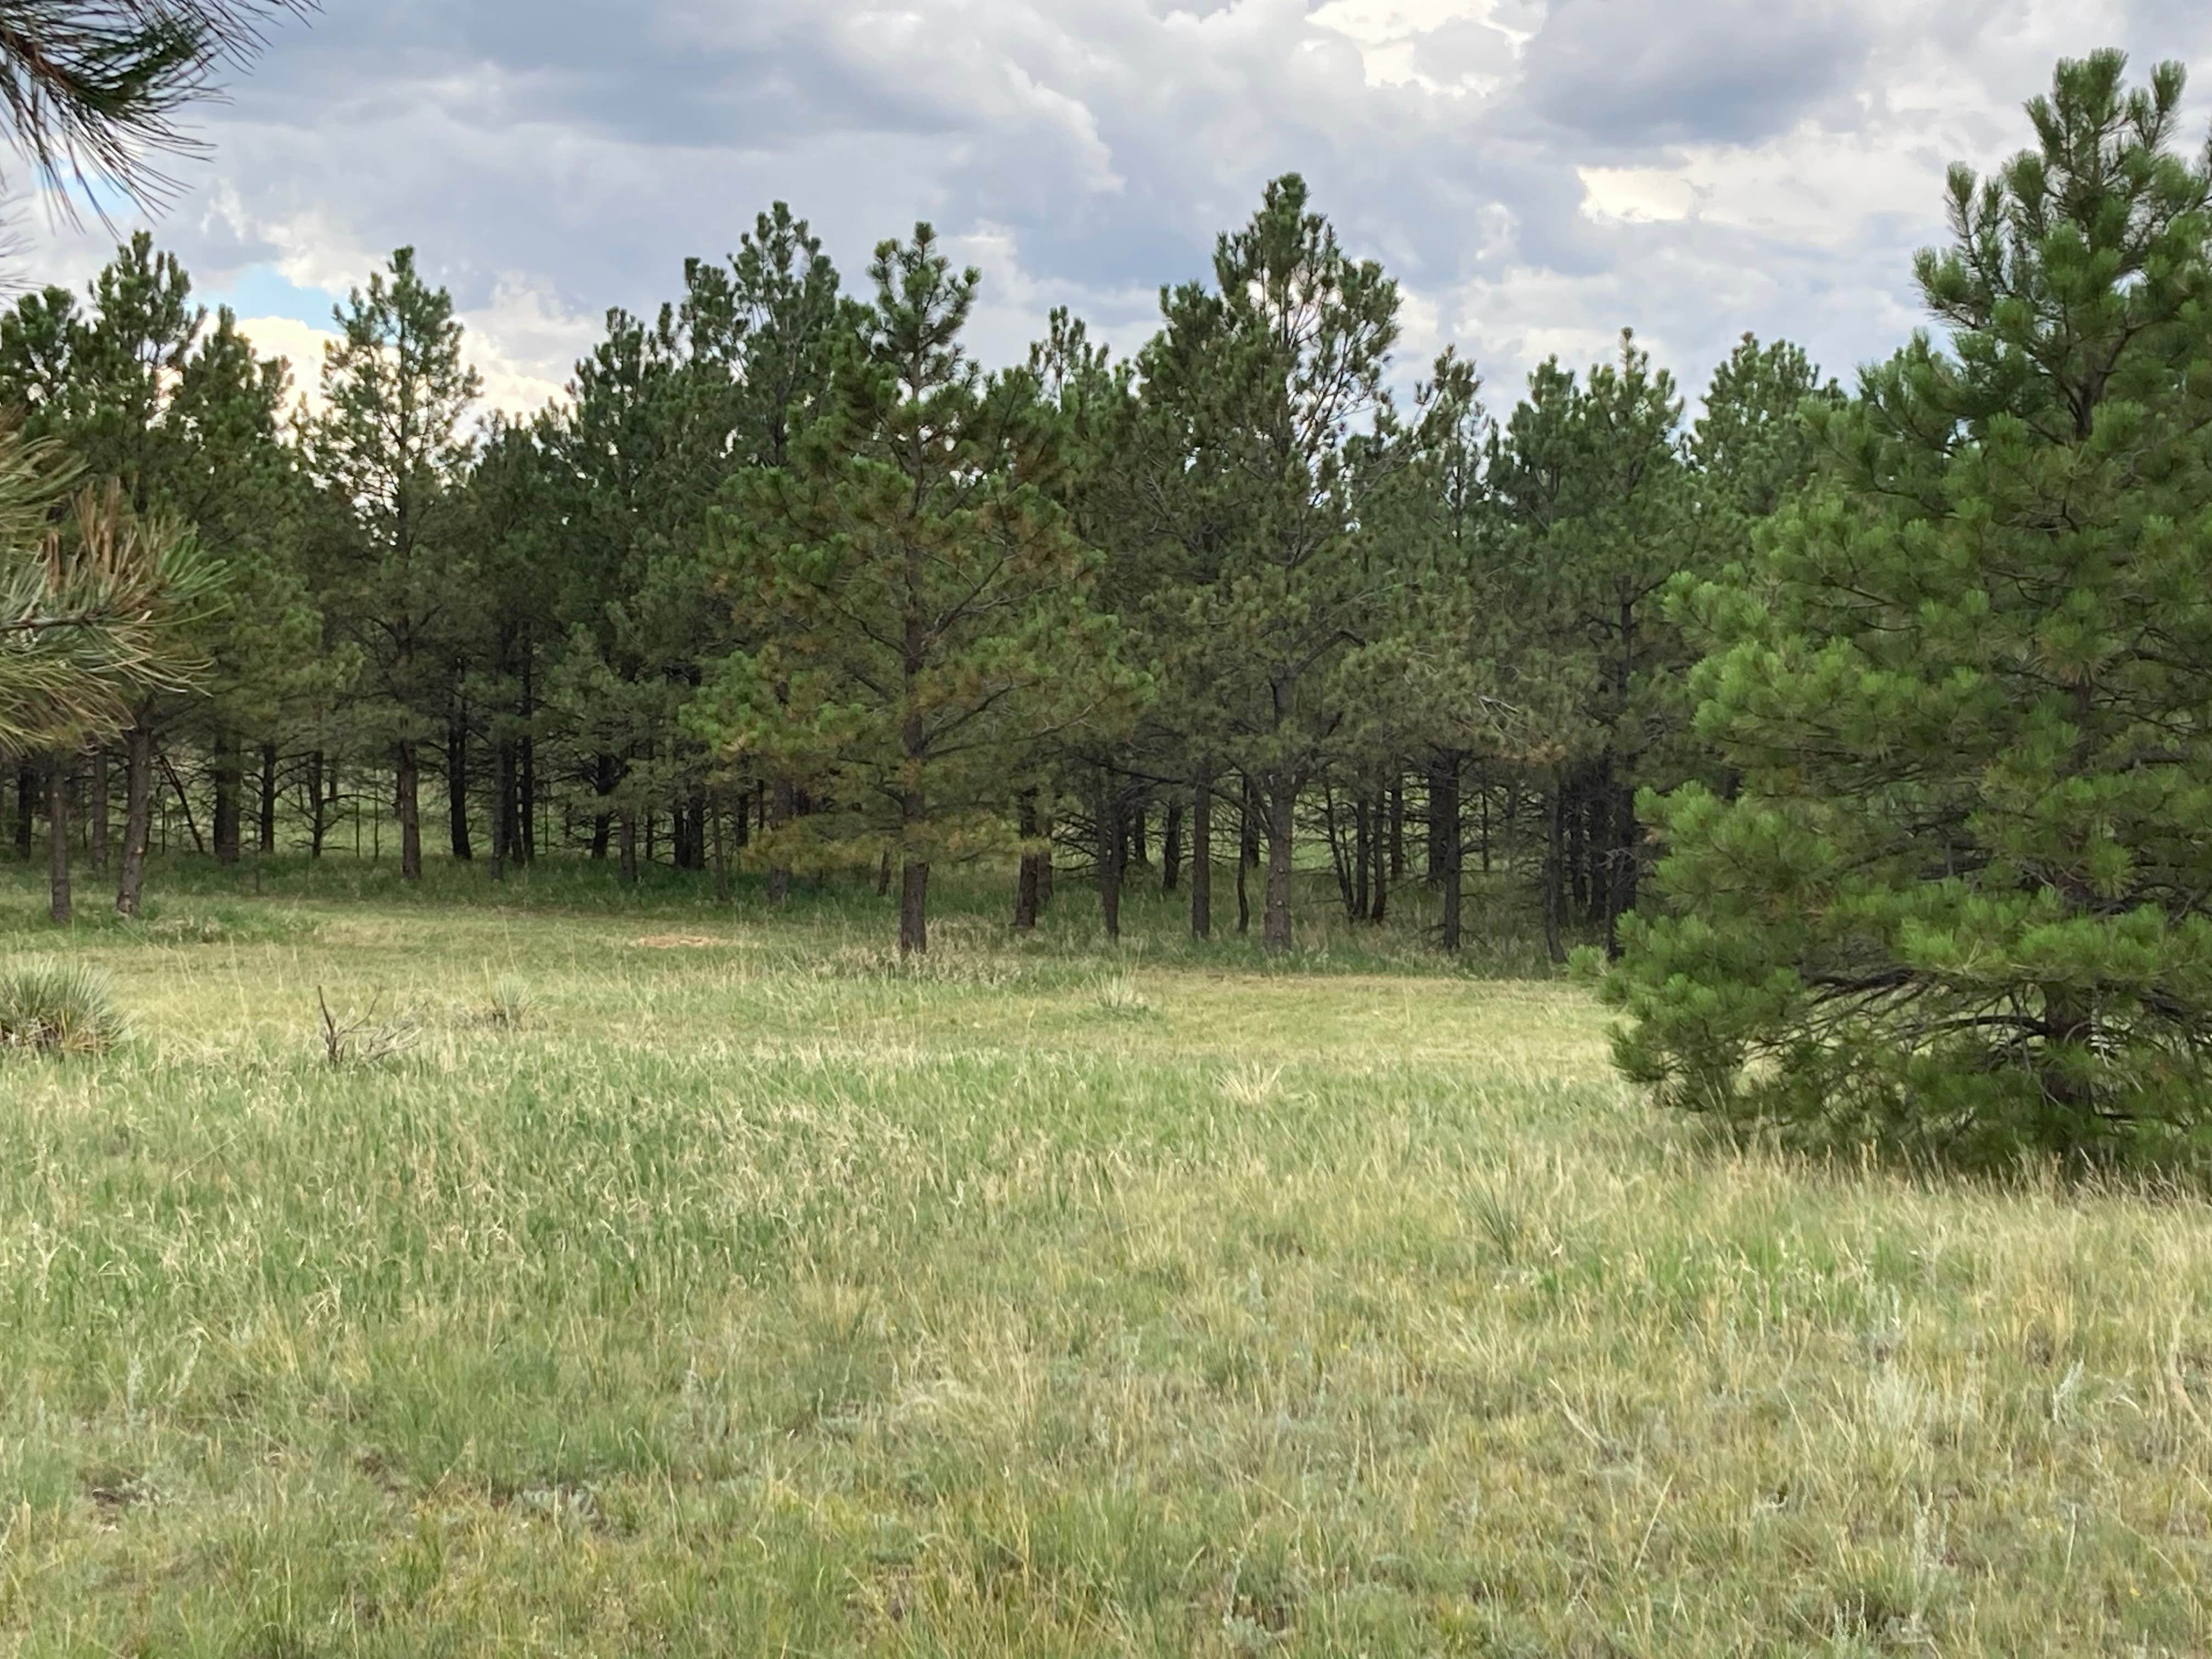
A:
0 857 2209 1655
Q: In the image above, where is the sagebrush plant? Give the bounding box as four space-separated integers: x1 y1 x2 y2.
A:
0 958 125 1056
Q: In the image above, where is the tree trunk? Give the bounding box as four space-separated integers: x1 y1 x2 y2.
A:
1163 798 1184 894
1014 792 1042 933
1240 774 1261 870
1370 792 1389 924
307 750 328 859
1436 758 1464 953
1542 771 1567 965
1235 777 1252 936
211 730 242 866
396 741 422 882
1037 809 1055 911
1263 775 1295 952
1130 799 1148 870
160 750 206 855
900 855 929 956
258 742 278 855
518 652 537 865
490 740 512 884
116 713 154 917
876 849 893 898
619 810 639 885
1190 765 1214 941
1426 759 1449 885
1098 772 1125 944
1389 778 1406 882
1607 780 1639 958
590 753 617 860
1351 793 1371 921
47 749 71 924
712 796 730 904
447 707 472 861
768 775 794 904
88 746 110 875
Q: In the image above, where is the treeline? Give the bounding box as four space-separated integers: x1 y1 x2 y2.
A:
0 184 1832 954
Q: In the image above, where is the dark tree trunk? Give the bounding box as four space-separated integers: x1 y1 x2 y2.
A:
1263 775 1295 952
1240 774 1261 870
1389 778 1406 882
1235 777 1252 936
768 775 794 904
517 649 537 865
1351 794 1371 921
1426 759 1449 885
88 746 110 875
1037 808 1055 911
396 742 423 881
1606 780 1639 958
1566 772 1589 921
258 742 278 855
1542 771 1567 965
1437 758 1464 953
712 795 730 904
1163 798 1184 894
1322 787 1355 919
1479 759 1493 875
1370 792 1389 924
306 750 327 859
1190 765 1214 941
1130 799 1148 870
160 750 205 855
490 740 512 883
116 713 154 917
619 810 639 885
1098 772 1125 944
1014 792 1042 933
590 753 617 860
447 707 472 861
211 731 242 866
47 750 70 924
876 849 893 898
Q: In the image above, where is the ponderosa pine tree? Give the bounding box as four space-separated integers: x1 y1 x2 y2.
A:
1139 174 1403 951
699 225 1133 953
1610 51 2212 1161
311 248 481 882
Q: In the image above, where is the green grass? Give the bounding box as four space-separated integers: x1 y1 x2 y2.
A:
1 858 2209 1655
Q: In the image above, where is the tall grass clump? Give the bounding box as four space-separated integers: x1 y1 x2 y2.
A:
0 959 125 1056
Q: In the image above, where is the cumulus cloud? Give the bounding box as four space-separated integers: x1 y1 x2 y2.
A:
7 0 2212 422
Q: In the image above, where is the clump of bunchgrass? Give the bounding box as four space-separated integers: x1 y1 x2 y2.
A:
1092 972 1159 1021
0 960 126 1057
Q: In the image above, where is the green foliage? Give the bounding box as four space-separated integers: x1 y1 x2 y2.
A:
1611 52 2212 1163
0 956 122 1054
699 224 1141 952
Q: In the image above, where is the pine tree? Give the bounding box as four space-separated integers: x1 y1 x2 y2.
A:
311 247 481 882
1610 52 2212 1161
700 225 1134 953
1138 174 1403 951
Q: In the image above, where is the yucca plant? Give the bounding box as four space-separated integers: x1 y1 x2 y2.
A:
0 959 125 1056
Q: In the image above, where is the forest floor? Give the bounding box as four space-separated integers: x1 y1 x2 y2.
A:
0 860 2209 1656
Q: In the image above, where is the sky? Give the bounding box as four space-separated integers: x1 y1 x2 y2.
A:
10 0 2212 420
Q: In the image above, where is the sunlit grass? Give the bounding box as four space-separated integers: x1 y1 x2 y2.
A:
0 858 2207 1655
